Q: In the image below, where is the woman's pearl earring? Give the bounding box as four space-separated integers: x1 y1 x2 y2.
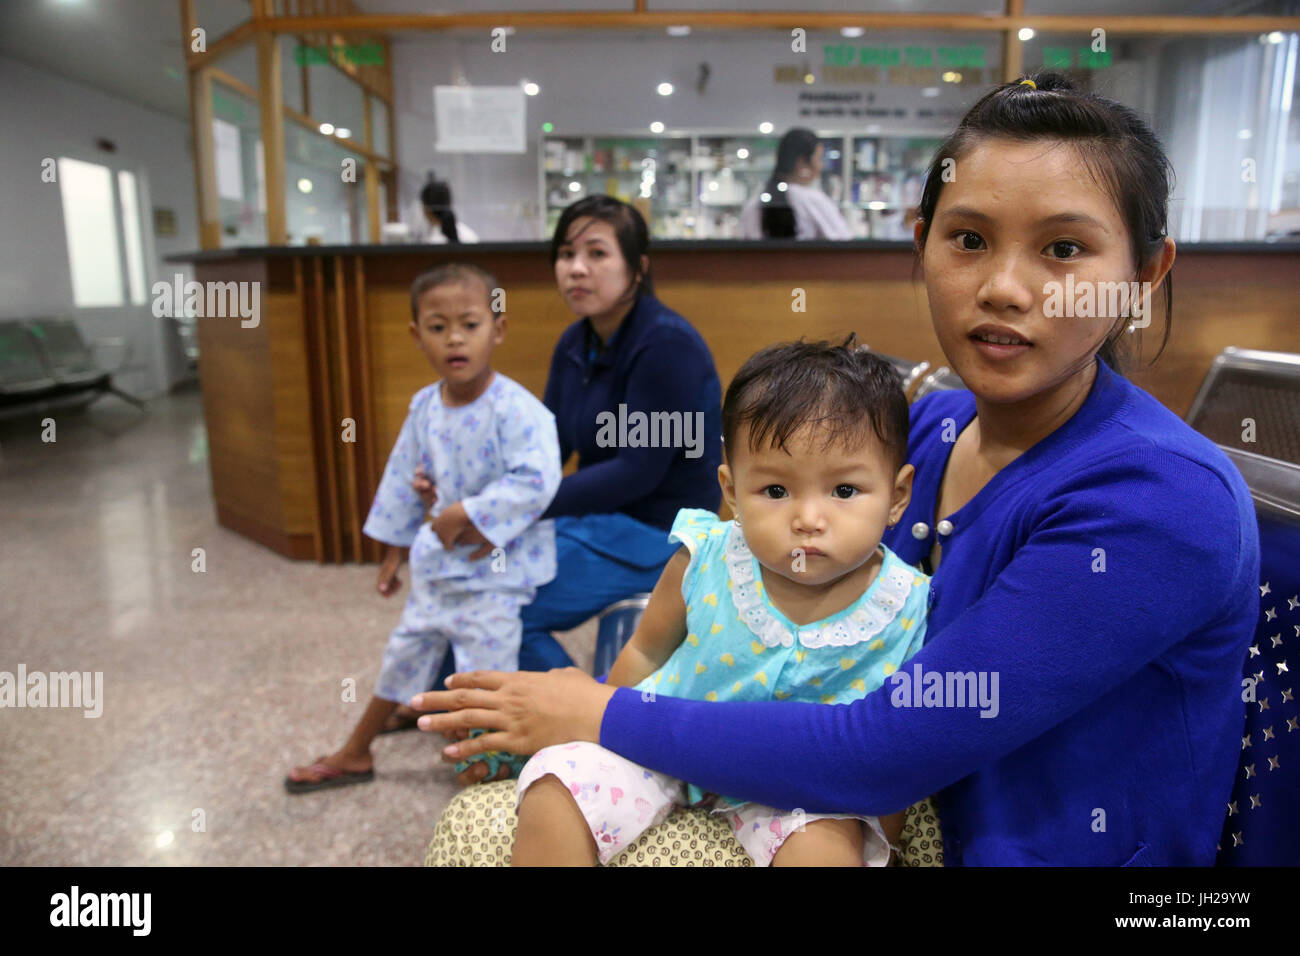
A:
733 514 741 526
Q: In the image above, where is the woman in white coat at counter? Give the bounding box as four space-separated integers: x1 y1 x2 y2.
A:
420 178 480 243
739 128 853 240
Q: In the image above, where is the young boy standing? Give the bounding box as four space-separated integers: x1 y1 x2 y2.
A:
287 264 561 792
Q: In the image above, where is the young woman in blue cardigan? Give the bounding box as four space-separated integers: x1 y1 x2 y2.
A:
415 74 1259 866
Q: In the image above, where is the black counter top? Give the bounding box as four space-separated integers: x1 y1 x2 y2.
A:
167 237 1300 263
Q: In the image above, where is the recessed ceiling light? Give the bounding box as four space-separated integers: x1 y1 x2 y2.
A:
318 123 335 135
657 82 674 96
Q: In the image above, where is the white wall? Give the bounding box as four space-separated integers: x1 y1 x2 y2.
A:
0 55 198 398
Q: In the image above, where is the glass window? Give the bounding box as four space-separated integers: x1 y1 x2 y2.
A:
312 61 366 145
57 158 123 308
370 94 389 157
1017 30 1299 241
280 34 304 114
285 121 368 245
211 81 266 245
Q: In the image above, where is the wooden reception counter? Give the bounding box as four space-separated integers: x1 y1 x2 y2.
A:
170 240 1300 562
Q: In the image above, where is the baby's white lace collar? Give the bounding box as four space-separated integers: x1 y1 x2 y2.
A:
723 522 913 649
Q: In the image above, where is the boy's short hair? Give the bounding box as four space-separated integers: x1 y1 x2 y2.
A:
722 334 910 472
409 263 501 322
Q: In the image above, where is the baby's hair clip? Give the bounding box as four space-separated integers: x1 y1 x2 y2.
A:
1019 78 1037 89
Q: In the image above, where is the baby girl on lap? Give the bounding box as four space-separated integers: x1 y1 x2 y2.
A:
513 338 931 866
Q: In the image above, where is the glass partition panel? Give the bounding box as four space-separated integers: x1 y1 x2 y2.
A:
1017 30 1299 240
285 121 368 245
311 61 367 147
211 81 266 246
280 33 304 114
370 94 389 157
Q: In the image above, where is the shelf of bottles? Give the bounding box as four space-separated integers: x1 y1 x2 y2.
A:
541 131 943 240
850 136 942 240
542 136 692 239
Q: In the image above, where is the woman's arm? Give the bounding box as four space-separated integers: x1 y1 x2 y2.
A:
541 344 574 465
596 454 1252 816
605 548 689 688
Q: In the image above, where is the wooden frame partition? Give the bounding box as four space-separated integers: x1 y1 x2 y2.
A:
183 2 1300 250
182 0 397 249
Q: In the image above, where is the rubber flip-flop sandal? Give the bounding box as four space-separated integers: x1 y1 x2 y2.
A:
284 757 375 794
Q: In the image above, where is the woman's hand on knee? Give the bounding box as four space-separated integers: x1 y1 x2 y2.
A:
409 668 616 779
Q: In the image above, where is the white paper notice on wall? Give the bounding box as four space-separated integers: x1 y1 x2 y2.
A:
213 118 244 201
434 86 526 153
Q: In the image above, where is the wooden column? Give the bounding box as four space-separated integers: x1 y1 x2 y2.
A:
257 31 288 245
182 0 221 249
1003 0 1024 83
363 95 381 241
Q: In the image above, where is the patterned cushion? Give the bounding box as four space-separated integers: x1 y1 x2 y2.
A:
424 779 944 867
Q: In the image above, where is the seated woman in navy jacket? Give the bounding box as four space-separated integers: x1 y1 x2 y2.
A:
417 76 1259 866
522 196 722 670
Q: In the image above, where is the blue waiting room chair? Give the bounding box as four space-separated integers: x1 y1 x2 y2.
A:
1187 347 1300 866
592 594 652 680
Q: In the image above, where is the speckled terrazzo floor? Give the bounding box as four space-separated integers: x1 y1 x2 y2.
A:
0 387 596 866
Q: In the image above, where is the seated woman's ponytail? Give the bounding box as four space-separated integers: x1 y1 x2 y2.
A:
420 176 462 243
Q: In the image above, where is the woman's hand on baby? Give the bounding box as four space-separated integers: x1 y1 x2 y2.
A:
409 668 617 784
434 726 511 785
412 467 438 508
